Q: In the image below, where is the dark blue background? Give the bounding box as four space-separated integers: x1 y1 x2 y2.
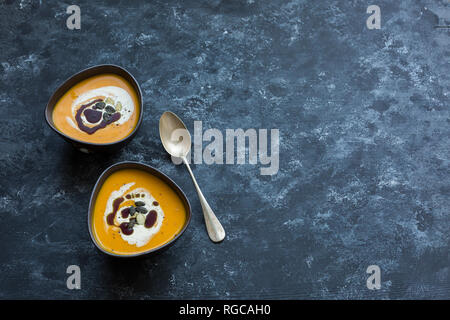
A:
0 0 448 299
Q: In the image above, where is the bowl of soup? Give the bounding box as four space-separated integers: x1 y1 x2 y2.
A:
45 65 143 153
88 162 191 257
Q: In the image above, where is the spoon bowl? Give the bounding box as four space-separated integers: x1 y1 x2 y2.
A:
159 111 191 158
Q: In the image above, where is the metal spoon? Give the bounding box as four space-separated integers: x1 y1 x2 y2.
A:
159 111 226 243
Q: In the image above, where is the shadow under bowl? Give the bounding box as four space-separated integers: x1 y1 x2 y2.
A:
88 161 191 258
45 64 143 153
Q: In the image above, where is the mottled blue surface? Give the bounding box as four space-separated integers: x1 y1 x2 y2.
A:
0 0 449 299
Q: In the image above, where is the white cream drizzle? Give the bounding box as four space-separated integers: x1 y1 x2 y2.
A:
68 86 135 131
103 183 164 248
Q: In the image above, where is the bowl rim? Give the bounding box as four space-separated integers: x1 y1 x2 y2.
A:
87 161 192 258
44 64 144 147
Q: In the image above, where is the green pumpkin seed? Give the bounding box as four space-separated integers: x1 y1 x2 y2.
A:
105 105 116 114
103 112 112 121
94 102 105 110
136 206 148 214
105 97 114 105
115 101 122 111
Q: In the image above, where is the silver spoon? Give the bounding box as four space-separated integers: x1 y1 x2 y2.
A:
159 111 226 243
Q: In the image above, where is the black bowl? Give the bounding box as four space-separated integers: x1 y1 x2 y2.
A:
45 65 143 153
88 161 191 258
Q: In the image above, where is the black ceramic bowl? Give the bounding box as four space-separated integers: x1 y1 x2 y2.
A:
45 65 143 153
88 161 191 258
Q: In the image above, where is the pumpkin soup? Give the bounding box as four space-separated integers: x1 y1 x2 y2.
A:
93 168 187 255
52 74 139 144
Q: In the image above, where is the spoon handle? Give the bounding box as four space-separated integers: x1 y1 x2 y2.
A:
182 157 226 242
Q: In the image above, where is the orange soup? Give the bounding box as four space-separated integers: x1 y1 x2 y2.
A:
52 74 140 144
93 168 187 255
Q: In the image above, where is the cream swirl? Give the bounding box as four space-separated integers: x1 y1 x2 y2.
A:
66 86 134 130
103 183 164 248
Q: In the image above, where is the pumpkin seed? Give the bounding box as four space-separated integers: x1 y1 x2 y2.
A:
93 101 105 110
135 201 145 207
136 206 148 214
105 97 114 105
115 101 122 111
105 105 116 114
136 213 145 225
103 112 112 121
129 206 136 215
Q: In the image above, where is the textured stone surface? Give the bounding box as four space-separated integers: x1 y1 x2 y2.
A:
0 0 448 299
